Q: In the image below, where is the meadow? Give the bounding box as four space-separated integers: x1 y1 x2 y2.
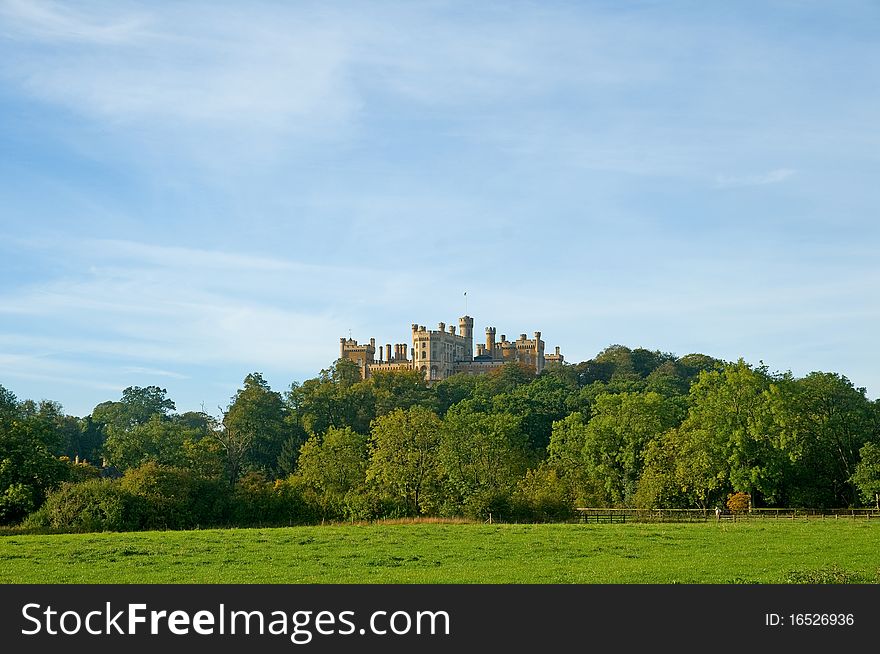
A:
2 521 879 584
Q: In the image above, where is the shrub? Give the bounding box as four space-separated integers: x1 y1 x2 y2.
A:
120 462 229 530
510 466 575 522
726 492 751 514
230 472 283 526
25 479 138 532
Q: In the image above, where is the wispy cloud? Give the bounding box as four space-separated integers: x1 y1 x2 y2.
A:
0 0 149 44
714 168 796 188
122 366 189 380
0 0 358 170
0 238 433 372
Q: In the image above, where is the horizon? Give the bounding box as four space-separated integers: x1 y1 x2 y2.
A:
2 1 878 416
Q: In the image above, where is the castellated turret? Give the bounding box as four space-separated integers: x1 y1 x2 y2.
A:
485 327 497 357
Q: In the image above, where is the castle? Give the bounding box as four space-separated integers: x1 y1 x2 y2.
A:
340 315 564 381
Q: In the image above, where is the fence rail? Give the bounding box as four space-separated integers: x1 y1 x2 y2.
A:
574 507 880 523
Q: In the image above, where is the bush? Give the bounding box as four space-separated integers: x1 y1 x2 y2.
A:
120 462 229 530
230 472 283 526
230 473 319 526
726 492 751 514
24 479 138 532
510 467 575 522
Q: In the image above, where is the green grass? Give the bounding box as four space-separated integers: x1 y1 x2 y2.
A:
1 521 879 584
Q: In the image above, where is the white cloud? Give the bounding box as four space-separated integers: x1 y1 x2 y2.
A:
0 0 149 44
0 0 359 167
122 366 189 379
0 239 432 373
714 168 796 188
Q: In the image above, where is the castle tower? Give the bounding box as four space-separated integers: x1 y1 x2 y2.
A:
485 326 496 357
534 331 545 373
459 315 474 360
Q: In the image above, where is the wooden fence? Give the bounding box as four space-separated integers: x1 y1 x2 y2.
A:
575 507 880 523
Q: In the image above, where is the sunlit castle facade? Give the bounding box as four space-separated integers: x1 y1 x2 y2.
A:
340 316 564 381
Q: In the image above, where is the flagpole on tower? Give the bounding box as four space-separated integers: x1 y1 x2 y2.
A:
464 291 467 315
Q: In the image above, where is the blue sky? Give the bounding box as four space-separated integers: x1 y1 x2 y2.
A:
1 0 878 417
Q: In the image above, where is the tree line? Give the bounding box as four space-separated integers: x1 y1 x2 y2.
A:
2 344 880 531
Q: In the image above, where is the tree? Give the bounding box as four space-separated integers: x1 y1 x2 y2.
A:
294 427 368 518
674 361 784 507
62 416 105 464
92 385 177 471
92 386 176 434
633 434 691 509
487 361 537 393
511 464 575 521
433 373 482 415
772 372 876 507
275 426 308 477
103 415 198 471
0 396 68 524
286 362 375 437
579 391 683 505
851 443 880 508
370 370 433 417
221 373 288 481
439 404 532 518
490 373 575 451
547 412 602 505
367 407 443 515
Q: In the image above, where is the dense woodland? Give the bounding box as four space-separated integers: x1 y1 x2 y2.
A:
2 345 880 532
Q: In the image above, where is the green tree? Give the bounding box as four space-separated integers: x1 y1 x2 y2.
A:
294 426 368 518
773 372 878 506
490 373 575 451
633 434 692 509
439 404 531 518
62 416 105 464
433 373 482 415
851 442 880 508
370 370 433 417
120 462 229 529
580 391 683 505
674 361 784 508
286 361 375 436
547 412 602 505
367 406 443 515
103 415 203 471
511 464 575 521
92 386 176 434
221 373 289 481
0 394 69 523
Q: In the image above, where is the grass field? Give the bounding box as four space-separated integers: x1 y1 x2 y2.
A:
2 521 879 584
